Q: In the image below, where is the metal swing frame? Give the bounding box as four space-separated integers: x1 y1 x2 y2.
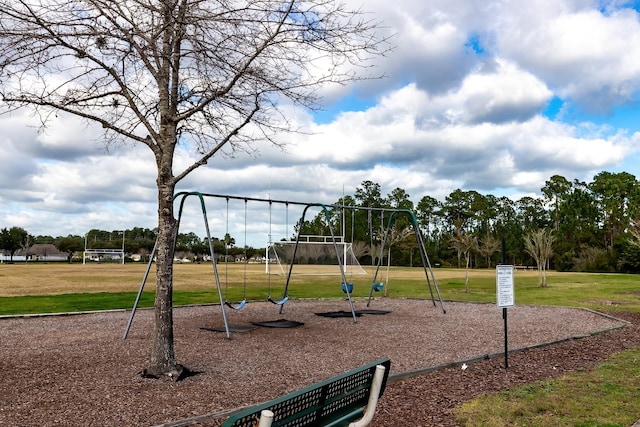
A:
366 208 446 313
278 203 359 322
122 193 446 341
123 191 231 339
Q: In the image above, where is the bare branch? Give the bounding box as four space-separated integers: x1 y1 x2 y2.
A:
0 0 388 374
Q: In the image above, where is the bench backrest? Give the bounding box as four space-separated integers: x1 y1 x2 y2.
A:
222 358 391 427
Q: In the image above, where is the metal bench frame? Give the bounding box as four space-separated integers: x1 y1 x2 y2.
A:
222 358 391 427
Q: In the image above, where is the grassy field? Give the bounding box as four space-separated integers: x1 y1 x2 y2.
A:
2 262 640 424
454 347 640 426
1 262 640 314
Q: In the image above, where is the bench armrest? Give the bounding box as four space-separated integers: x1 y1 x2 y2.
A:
257 410 274 427
348 364 387 427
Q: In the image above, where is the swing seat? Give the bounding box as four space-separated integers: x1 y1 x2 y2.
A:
341 282 354 294
371 282 384 292
268 296 289 306
225 300 247 310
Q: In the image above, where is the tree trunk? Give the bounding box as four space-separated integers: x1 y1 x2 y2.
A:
538 264 544 287
147 169 182 377
464 252 470 293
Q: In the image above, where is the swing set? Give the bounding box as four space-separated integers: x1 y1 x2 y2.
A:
123 191 445 339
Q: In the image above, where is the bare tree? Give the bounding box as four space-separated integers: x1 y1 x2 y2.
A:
450 230 477 293
20 233 33 263
629 218 640 248
351 240 370 259
478 233 500 268
524 229 555 287
378 223 412 296
0 0 388 377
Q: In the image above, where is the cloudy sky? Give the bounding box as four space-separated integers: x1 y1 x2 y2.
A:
3 0 640 247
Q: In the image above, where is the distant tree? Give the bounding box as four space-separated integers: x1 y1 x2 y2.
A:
55 235 85 262
630 218 640 248
478 233 500 268
619 218 640 271
555 180 601 271
450 230 477 292
590 171 638 250
355 181 385 208
490 196 519 264
137 247 151 263
355 180 387 263
387 187 414 210
378 223 413 296
221 233 237 262
0 0 387 377
416 195 444 263
176 232 203 253
21 233 33 262
0 227 30 261
542 175 572 231
34 235 55 244
524 229 555 287
441 189 483 234
516 196 550 232
337 195 358 244
351 240 370 259
416 195 442 234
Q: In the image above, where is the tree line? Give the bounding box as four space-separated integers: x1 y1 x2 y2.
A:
0 226 261 263
4 170 640 272
287 172 640 274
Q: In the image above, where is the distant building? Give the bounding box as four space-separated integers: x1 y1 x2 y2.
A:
15 244 69 262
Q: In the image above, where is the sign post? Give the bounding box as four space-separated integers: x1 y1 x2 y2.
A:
496 265 514 369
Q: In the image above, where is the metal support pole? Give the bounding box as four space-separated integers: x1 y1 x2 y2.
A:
123 239 157 339
503 307 509 369
502 236 509 369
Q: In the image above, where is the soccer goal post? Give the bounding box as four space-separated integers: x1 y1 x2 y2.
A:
266 236 367 276
82 248 125 264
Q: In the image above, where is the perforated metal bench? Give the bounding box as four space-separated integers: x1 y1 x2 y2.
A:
222 358 391 427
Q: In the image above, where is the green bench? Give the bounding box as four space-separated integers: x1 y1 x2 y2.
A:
222 358 391 427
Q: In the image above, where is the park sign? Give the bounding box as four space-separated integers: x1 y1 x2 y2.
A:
496 265 515 308
496 264 514 369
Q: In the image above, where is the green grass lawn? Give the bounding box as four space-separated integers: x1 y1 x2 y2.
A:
436 271 640 313
454 348 640 426
1 263 639 314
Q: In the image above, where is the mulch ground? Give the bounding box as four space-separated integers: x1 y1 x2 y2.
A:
0 300 637 426
372 311 640 426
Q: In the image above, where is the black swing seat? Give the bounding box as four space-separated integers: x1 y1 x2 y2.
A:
267 296 289 306
224 300 247 310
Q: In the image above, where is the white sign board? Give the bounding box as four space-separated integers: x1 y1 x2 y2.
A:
496 265 515 308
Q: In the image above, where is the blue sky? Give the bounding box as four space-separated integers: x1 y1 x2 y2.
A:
3 0 640 248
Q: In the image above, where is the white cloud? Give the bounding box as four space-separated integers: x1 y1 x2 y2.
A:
495 1 640 111
4 0 640 244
